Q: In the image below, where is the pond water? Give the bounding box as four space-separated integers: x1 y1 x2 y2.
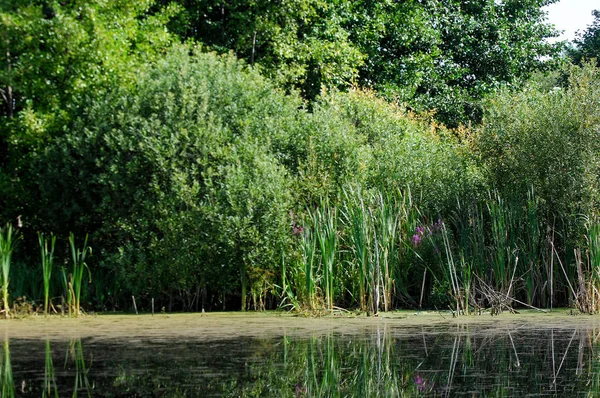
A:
2 312 600 397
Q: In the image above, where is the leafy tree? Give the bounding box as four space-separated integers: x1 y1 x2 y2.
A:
162 1 560 126
0 0 175 227
158 0 363 100
571 10 600 66
348 0 561 126
0 0 173 130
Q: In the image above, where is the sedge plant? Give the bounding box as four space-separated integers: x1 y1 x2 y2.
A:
371 191 399 312
579 215 600 313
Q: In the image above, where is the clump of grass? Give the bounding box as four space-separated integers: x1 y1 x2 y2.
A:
68 233 92 317
448 200 486 315
343 187 418 313
0 224 18 319
439 221 466 315
587 217 600 311
571 215 600 314
39 233 56 315
522 188 541 306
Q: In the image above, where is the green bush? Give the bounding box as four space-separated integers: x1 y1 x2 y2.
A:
24 46 296 309
476 62 600 220
310 90 480 213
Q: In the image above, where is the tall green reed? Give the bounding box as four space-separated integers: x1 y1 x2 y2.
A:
587 217 600 307
487 192 523 304
0 224 18 318
572 215 600 313
61 265 70 316
343 187 415 313
488 193 508 292
448 200 486 314
39 233 57 315
439 222 465 315
342 186 371 312
371 191 398 312
285 187 581 313
68 233 92 317
394 190 420 306
521 189 541 305
312 202 337 312
300 220 318 310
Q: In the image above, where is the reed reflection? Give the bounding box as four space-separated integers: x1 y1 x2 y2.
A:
4 323 600 396
66 338 91 398
43 339 58 398
1 335 14 398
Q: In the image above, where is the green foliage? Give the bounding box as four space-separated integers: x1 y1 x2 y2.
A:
0 0 173 122
2 0 597 313
12 40 482 310
313 91 479 212
21 46 296 309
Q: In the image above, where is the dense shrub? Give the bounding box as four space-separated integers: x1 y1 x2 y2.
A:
476 62 600 220
22 46 296 310
311 91 480 213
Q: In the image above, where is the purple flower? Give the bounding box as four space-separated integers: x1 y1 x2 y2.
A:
414 374 429 392
416 226 425 235
412 234 422 246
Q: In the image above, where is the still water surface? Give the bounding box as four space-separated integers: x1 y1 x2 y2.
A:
2 313 600 396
